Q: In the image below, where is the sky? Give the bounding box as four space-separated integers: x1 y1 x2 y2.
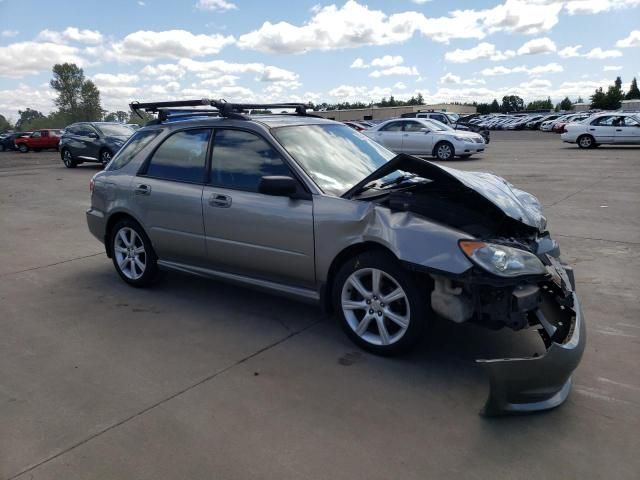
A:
0 0 639 120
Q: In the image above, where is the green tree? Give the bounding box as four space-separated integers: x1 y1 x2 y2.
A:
590 87 607 109
49 63 103 122
559 96 573 111
490 98 500 112
604 76 624 109
626 77 640 100
0 114 12 133
500 95 524 113
79 79 103 121
16 108 45 129
526 97 553 110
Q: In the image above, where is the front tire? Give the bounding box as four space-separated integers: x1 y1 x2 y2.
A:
332 250 428 356
577 134 595 149
110 219 158 287
434 141 454 161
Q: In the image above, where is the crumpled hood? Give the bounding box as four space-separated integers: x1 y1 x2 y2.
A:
343 154 546 232
436 165 547 231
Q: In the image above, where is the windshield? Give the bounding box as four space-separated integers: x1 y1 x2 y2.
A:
272 123 397 196
96 124 134 137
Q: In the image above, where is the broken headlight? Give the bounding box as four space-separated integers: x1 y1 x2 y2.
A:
459 240 547 278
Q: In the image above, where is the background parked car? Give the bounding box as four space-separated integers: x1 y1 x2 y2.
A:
562 112 640 148
14 129 62 153
0 131 31 151
60 122 134 168
364 117 485 160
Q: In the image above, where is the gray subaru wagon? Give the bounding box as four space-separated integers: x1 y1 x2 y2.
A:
86 100 585 415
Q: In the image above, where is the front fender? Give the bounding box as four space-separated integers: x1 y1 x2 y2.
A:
314 195 473 283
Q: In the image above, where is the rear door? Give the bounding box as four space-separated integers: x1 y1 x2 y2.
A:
134 128 210 265
614 116 640 144
72 124 97 160
588 115 617 143
201 128 315 288
371 121 405 152
401 120 434 155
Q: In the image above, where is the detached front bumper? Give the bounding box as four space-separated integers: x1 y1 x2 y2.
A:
478 292 585 416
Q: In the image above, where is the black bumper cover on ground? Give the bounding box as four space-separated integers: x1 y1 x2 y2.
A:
477 292 585 416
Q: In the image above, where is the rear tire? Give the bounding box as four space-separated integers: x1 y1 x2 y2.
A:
100 149 113 168
18 144 28 153
110 218 158 288
433 141 454 161
577 134 595 149
61 149 77 168
332 250 428 356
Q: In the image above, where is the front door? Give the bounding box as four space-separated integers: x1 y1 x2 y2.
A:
133 128 210 265
202 128 315 288
615 116 640 144
401 120 434 156
588 115 618 143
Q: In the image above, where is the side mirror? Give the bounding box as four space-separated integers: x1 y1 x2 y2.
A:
420 128 430 133
258 176 298 197
87 132 98 139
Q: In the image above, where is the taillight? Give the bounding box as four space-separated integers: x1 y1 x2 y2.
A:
89 178 95 194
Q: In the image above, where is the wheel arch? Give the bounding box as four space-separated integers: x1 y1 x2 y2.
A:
432 139 454 158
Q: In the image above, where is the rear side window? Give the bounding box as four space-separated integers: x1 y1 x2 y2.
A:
210 129 290 192
145 129 211 183
380 121 404 132
109 129 161 171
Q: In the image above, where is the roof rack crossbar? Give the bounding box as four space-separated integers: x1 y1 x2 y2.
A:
130 99 310 121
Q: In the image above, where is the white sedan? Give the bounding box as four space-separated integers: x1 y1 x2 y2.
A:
561 112 640 148
364 118 486 160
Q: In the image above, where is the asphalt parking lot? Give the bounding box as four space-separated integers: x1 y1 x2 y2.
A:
1 131 639 480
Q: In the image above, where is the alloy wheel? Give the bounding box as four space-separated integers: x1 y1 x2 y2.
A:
63 150 73 167
113 227 146 280
341 268 410 346
579 136 592 148
437 143 452 160
101 151 112 167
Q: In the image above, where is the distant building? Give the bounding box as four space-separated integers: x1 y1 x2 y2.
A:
573 102 592 112
313 104 477 122
620 99 640 111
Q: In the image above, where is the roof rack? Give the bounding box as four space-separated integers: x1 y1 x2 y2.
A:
129 99 311 123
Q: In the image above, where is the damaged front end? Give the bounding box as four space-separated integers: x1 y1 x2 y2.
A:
346 154 586 416
428 246 585 416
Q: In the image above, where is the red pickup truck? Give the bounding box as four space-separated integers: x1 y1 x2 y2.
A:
15 129 62 153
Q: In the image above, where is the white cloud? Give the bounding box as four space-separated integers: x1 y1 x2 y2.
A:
0 83 56 118
109 30 235 61
199 75 239 88
259 65 299 83
371 55 404 67
394 82 407 90
616 30 640 48
558 45 582 57
1 30 18 37
0 42 85 78
481 62 563 76
445 42 502 63
37 27 103 45
92 73 140 86
195 0 237 11
583 47 623 59
603 65 622 71
411 0 432 4
517 37 556 55
520 78 552 88
369 66 419 78
564 0 640 15
439 73 486 86
237 0 564 54
350 58 368 69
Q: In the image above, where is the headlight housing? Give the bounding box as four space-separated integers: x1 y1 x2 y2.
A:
459 240 547 278
453 135 466 142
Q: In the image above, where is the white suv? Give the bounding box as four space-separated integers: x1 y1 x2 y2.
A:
562 112 640 148
364 118 485 160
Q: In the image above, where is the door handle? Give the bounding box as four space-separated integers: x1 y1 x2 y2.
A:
589 128 596 131
134 184 151 195
403 133 409 136
616 129 623 132
209 193 232 208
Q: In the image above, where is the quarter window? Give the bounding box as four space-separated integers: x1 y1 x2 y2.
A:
109 129 161 171
145 129 211 183
210 129 290 192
